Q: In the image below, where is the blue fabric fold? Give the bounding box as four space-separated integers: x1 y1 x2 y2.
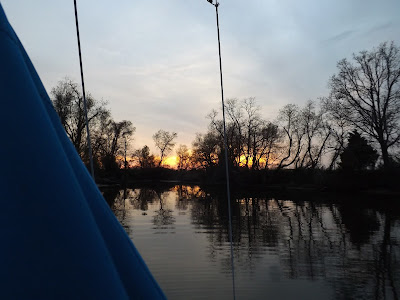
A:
0 4 165 299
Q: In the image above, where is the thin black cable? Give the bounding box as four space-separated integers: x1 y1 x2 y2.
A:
73 0 95 180
214 2 236 299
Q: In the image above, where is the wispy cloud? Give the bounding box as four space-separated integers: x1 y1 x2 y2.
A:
323 29 355 44
2 0 399 150
366 21 393 35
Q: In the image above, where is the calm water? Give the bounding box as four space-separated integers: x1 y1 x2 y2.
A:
102 185 400 300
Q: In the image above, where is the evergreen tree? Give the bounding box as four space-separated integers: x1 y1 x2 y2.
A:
340 131 378 171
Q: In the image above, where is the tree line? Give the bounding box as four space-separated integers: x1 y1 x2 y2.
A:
51 79 134 172
51 78 180 172
52 41 400 174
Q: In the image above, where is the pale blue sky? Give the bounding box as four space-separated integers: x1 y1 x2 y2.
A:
1 0 399 153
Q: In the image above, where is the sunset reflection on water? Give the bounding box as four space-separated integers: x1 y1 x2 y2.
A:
102 185 400 300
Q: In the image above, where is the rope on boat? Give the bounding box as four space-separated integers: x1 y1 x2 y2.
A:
73 0 95 180
213 2 237 299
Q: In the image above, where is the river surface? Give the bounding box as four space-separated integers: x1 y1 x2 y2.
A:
102 185 400 300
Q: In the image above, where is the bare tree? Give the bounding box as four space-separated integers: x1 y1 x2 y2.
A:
51 78 109 157
297 101 331 169
321 97 353 170
100 120 135 169
276 104 305 169
225 98 244 165
191 132 220 169
153 130 177 167
207 97 278 169
242 97 261 168
329 42 400 168
255 122 281 169
133 145 156 168
207 110 238 165
176 144 191 170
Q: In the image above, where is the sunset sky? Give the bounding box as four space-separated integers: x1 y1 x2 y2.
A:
2 0 399 157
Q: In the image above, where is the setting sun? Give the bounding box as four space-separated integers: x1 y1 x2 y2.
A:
163 156 178 169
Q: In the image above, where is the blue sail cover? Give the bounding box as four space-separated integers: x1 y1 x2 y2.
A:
0 4 165 299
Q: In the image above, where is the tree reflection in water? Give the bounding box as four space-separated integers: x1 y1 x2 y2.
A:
103 186 400 299
152 190 175 232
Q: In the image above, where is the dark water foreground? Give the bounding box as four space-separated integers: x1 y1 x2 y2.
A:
102 186 400 300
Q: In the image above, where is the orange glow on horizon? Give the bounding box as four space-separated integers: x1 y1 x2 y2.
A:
163 156 178 168
116 150 279 169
